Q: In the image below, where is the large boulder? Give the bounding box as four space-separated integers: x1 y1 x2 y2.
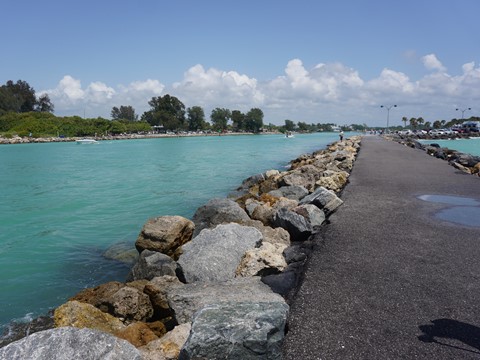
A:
242 219 291 247
177 223 262 283
135 216 194 260
127 250 178 281
166 277 285 324
139 323 192 360
143 276 182 322
268 185 309 201
179 302 288 360
316 170 349 192
109 286 154 322
69 281 125 314
114 322 159 348
0 327 142 360
299 186 344 215
192 198 251 237
235 242 288 277
293 203 326 228
272 208 313 241
54 300 125 334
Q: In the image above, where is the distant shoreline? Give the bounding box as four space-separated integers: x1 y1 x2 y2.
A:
0 131 285 145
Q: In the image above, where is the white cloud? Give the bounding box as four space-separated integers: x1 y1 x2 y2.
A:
422 54 447 72
41 56 480 126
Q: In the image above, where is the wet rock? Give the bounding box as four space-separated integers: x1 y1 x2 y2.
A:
179 302 288 360
103 242 138 264
177 223 262 283
135 216 194 260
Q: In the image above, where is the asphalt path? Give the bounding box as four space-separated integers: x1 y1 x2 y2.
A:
283 136 480 359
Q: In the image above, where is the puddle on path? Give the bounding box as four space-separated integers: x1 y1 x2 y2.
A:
418 194 480 228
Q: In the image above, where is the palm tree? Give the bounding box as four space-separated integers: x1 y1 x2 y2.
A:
417 117 425 129
402 116 408 128
409 117 418 129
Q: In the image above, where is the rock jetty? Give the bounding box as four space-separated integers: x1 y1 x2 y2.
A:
0 136 362 359
388 135 480 176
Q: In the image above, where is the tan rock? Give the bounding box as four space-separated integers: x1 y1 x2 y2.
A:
236 242 288 277
115 322 158 348
143 276 182 321
316 170 349 192
110 286 154 322
242 219 291 247
70 281 125 314
135 215 194 260
139 323 192 360
54 300 125 334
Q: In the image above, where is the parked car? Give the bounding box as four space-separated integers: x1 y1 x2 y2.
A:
462 121 480 132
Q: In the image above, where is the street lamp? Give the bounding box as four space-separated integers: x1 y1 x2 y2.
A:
456 107 471 120
380 105 397 133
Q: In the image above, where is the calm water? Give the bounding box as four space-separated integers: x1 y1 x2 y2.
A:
419 138 480 156
0 132 344 329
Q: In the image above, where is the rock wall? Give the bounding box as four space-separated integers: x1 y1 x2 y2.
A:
2 136 362 359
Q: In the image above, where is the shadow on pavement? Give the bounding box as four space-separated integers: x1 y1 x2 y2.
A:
418 318 480 355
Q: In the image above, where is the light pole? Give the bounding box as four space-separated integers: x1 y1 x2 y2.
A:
380 105 397 133
456 107 471 120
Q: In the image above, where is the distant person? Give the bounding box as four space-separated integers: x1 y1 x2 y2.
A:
339 131 344 141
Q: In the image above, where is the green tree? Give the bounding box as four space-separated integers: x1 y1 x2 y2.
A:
424 121 431 129
210 107 231 132
284 119 295 131
35 94 54 113
297 121 309 131
111 105 137 121
141 94 186 130
409 117 418 129
245 108 264 133
417 117 425 128
231 110 245 131
0 80 37 113
187 106 206 131
433 120 442 129
402 116 408 128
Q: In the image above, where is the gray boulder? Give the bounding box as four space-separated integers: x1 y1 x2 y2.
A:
179 302 288 360
299 186 344 215
177 223 263 283
167 277 285 324
268 185 309 201
192 198 251 237
0 327 142 360
272 208 312 241
293 203 326 228
127 249 178 281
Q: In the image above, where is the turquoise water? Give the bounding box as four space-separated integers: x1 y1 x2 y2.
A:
0 132 345 329
419 138 480 156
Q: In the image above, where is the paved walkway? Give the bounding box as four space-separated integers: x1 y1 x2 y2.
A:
283 136 480 359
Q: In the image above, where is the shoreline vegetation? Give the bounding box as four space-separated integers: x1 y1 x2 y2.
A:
1 136 362 359
0 131 282 145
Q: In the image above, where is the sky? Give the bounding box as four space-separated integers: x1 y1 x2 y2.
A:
1 0 479 127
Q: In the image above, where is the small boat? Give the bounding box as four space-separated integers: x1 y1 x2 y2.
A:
76 138 98 144
285 132 294 138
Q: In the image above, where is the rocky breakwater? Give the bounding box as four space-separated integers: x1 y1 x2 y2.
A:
0 136 362 360
388 135 480 176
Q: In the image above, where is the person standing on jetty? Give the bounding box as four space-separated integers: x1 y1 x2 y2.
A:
339 130 344 141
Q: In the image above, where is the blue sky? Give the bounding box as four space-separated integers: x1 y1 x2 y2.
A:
2 0 479 126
